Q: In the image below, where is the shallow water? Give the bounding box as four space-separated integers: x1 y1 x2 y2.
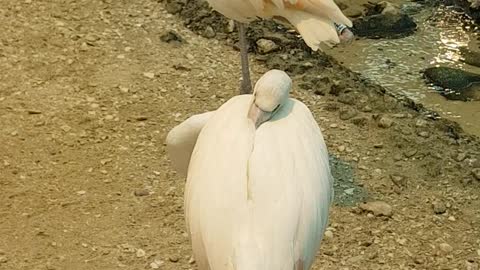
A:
327 5 480 137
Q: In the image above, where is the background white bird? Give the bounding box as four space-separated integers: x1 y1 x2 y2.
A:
166 70 334 270
202 0 352 94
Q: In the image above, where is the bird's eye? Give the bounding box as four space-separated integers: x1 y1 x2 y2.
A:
273 104 280 112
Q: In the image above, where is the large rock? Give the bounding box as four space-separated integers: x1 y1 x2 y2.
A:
423 67 480 101
459 46 480 67
352 1 417 39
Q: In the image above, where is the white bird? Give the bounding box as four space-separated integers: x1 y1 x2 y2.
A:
166 70 334 270
203 0 353 94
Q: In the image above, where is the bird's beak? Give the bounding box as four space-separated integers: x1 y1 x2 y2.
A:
247 102 272 129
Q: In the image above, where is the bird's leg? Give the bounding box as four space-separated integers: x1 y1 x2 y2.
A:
237 22 253 94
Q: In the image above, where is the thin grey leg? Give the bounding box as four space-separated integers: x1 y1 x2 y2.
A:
237 22 253 94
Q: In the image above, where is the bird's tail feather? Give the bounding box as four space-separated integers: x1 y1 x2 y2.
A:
282 10 340 51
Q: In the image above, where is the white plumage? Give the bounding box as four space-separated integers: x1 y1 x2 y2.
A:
166 70 334 270
207 0 352 50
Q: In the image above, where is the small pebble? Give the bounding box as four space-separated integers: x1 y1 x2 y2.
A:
439 243 453 254
169 256 179 263
134 189 150 197
324 230 334 239
136 248 146 258
150 259 164 269
143 72 155 79
378 116 394 128
432 200 446 214
359 201 393 217
256 38 279 54
418 131 430 138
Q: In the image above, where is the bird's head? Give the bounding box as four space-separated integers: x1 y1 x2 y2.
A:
247 69 292 128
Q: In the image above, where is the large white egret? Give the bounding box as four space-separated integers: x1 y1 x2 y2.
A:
202 0 353 93
166 69 334 270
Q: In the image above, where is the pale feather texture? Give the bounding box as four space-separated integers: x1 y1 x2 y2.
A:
184 94 333 270
206 0 352 50
166 111 215 177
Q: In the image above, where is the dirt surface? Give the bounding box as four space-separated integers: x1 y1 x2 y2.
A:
1 0 480 270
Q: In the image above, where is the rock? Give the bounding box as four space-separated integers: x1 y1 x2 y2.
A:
0 256 7 264
423 67 480 101
324 230 334 239
432 200 447 214
188 256 196 264
352 13 416 39
134 189 150 196
143 72 155 79
359 201 393 217
169 255 179 263
378 116 394 128
418 131 430 138
439 243 453 254
378 1 401 16
455 152 467 162
413 256 425 264
339 107 358 120
150 259 164 269
202 26 216 38
256 39 279 54
390 174 407 187
136 248 146 258
472 168 480 180
160 31 185 44
459 46 480 67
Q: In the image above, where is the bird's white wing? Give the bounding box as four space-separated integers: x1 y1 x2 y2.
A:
185 95 255 270
166 111 215 177
245 98 333 270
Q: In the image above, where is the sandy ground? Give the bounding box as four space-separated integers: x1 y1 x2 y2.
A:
0 0 480 270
